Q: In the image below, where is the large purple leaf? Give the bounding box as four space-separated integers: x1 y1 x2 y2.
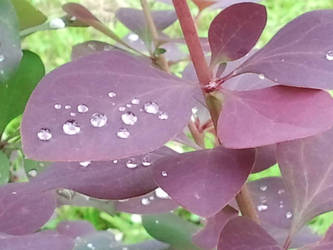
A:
234 10 333 89
277 128 333 235
0 183 56 235
115 188 178 214
208 3 266 66
0 231 74 250
218 86 333 149
152 146 255 217
218 216 281 250
252 145 276 173
192 206 238 249
21 50 197 161
32 147 176 199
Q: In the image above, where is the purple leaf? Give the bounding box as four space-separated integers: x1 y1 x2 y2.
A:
218 216 281 250
301 226 333 250
192 206 238 249
56 221 96 239
218 86 333 149
153 146 255 217
0 231 74 250
252 145 276 173
234 10 333 89
115 8 177 49
208 3 266 66
115 188 178 214
0 183 56 235
21 50 197 161
277 128 333 235
32 147 176 199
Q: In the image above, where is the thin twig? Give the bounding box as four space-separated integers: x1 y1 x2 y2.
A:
140 0 170 72
172 0 259 223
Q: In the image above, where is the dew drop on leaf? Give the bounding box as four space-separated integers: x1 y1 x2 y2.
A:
326 50 333 61
128 33 139 41
117 128 130 139
87 243 96 250
63 120 81 135
141 198 150 205
278 189 285 195
131 98 140 105
126 103 132 108
155 188 169 199
70 112 76 117
108 91 117 98
0 55 5 62
285 211 293 219
259 185 268 191
144 101 159 114
257 204 268 212
79 161 91 167
161 171 168 177
77 104 89 113
141 156 152 166
37 128 52 141
28 169 37 177
65 105 71 110
113 160 118 164
158 112 168 120
118 106 126 112
121 112 138 125
258 74 265 80
54 104 62 110
90 113 107 127
126 158 138 169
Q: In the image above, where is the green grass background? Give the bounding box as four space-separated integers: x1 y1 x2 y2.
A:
23 0 333 245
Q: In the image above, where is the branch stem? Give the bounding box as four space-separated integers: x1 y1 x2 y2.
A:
173 0 259 223
140 0 170 72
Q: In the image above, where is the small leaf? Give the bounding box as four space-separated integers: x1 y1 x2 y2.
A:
0 0 22 81
11 0 47 30
218 216 281 250
192 206 238 249
0 231 74 250
219 86 333 148
208 3 266 66
152 146 255 217
0 183 56 235
0 151 10 185
277 128 333 235
0 50 45 134
21 50 197 161
142 213 201 250
234 10 333 89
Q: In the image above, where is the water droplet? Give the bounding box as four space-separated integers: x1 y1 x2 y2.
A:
117 128 130 139
155 220 159 224
126 158 138 169
70 16 77 21
11 191 17 195
141 198 150 205
108 91 117 98
144 101 159 114
128 33 139 41
37 128 52 141
155 188 169 199
0 55 5 62
149 196 154 201
80 161 91 167
113 160 118 164
258 74 265 80
326 50 333 61
126 103 132 108
118 106 126 112
141 156 152 166
90 113 107 127
77 104 88 113
54 104 62 110
259 185 268 191
161 171 168 177
121 112 138 125
70 112 76 117
278 189 285 195
279 204 284 208
65 105 71 110
28 169 37 177
257 204 268 212
131 98 140 105
63 120 80 135
158 112 168 120
285 211 293 219
87 243 96 250
49 18 66 29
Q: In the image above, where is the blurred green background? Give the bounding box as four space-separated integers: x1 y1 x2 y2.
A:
22 0 333 245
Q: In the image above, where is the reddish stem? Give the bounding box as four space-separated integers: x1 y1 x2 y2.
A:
173 0 259 223
172 0 211 85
